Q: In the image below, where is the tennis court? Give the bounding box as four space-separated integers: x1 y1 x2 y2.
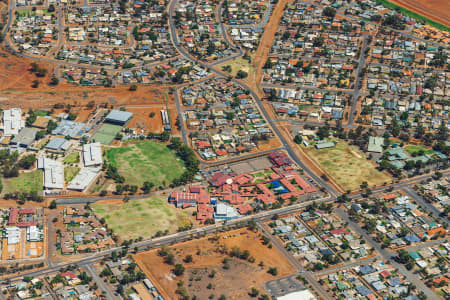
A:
93 123 123 145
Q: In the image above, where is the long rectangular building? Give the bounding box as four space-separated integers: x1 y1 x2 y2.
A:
83 142 102 166
67 167 100 191
2 108 25 136
38 155 64 189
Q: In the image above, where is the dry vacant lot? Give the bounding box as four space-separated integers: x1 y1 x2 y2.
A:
135 228 296 300
305 140 392 191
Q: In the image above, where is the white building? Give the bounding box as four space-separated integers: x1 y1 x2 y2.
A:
38 155 64 189
83 142 102 166
2 108 25 136
26 226 43 242
67 167 101 191
6 227 20 245
277 290 316 300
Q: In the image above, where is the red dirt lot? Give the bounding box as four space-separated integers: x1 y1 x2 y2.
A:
135 228 296 300
126 106 168 134
390 0 450 27
0 47 175 110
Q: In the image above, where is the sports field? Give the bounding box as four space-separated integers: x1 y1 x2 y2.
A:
93 123 123 145
105 140 185 187
1 170 43 195
92 196 190 240
305 140 392 191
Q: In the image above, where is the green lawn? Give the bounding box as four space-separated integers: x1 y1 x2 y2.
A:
305 140 392 191
105 140 185 188
404 145 434 156
92 196 190 240
93 124 123 145
64 166 80 183
1 170 43 195
219 54 256 79
63 152 80 164
34 110 49 117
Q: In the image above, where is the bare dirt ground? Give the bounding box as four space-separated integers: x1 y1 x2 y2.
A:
0 46 175 110
126 106 172 134
390 0 450 27
135 228 296 300
252 0 291 96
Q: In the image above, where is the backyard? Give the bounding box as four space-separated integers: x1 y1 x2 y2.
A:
104 140 185 188
1 170 43 195
92 196 191 240
403 144 434 156
305 140 392 191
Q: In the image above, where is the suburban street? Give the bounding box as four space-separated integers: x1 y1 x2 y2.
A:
335 207 440 300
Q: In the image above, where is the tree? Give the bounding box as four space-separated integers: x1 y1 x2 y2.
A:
50 76 59 86
236 70 248 79
267 267 278 276
32 80 40 88
173 264 185 276
184 255 193 263
49 200 57 209
249 287 259 297
323 7 336 18
129 84 138 91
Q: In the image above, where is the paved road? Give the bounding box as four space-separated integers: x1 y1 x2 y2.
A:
1 194 332 284
335 207 440 300
265 273 304 298
85 264 117 300
402 186 448 222
261 83 357 95
401 237 449 253
314 255 381 276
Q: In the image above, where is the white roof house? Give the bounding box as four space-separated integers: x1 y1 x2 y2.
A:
67 167 100 191
2 108 25 136
38 155 64 189
6 227 20 245
83 142 102 166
